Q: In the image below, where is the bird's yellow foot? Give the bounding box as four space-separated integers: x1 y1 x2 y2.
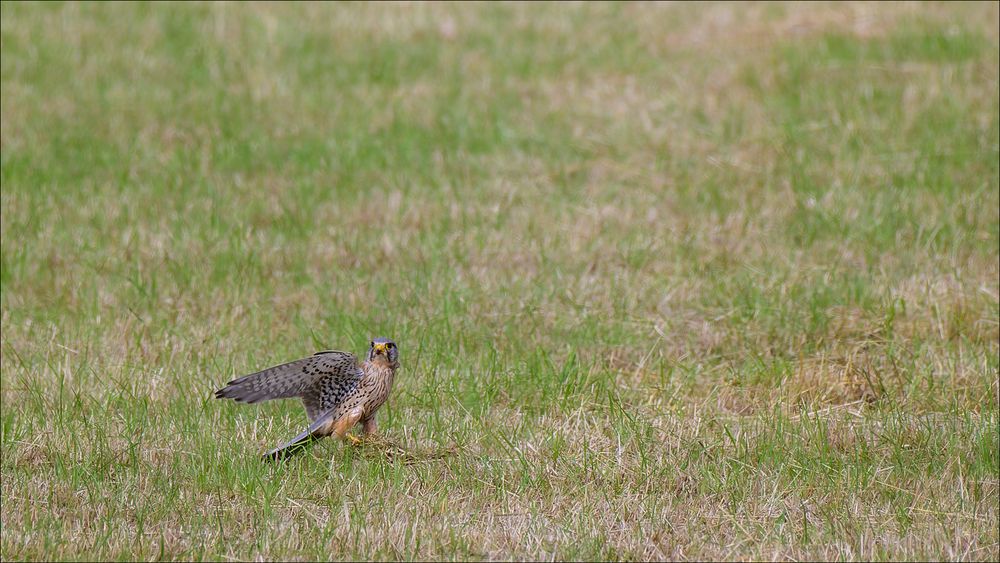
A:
346 434 364 446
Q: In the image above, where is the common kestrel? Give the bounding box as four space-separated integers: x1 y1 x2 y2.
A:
215 337 399 460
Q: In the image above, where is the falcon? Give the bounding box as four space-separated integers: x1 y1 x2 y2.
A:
215 337 399 461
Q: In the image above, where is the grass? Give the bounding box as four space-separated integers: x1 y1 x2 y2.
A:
1 1 997 560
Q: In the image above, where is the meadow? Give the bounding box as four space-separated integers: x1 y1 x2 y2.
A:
1 1 998 560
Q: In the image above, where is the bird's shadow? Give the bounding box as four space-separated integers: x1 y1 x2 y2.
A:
346 436 460 466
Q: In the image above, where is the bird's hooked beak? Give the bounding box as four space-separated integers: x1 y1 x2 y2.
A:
373 342 388 356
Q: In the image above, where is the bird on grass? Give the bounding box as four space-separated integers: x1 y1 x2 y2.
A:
215 337 399 461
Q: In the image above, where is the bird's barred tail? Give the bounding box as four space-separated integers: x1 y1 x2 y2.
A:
260 409 338 462
261 428 319 462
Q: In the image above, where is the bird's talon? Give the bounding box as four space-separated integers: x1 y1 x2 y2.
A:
347 435 363 446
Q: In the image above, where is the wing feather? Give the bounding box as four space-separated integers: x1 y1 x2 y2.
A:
215 350 361 405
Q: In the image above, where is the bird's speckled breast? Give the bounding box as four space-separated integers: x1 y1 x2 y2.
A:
359 360 396 416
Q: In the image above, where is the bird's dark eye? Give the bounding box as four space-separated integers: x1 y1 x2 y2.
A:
369 341 374 348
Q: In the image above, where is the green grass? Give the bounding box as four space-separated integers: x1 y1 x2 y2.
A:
1 1 998 560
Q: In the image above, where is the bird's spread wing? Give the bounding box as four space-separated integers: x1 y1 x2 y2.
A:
215 350 362 406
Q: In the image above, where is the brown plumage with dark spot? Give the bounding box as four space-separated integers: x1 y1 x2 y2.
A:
215 337 400 461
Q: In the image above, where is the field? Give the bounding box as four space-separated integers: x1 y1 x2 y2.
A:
1 1 998 560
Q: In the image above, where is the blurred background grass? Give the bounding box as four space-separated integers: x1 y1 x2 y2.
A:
1 2 998 560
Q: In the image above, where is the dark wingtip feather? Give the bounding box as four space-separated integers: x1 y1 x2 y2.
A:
215 384 248 401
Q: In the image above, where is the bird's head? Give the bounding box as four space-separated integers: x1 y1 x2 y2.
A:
367 337 399 366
